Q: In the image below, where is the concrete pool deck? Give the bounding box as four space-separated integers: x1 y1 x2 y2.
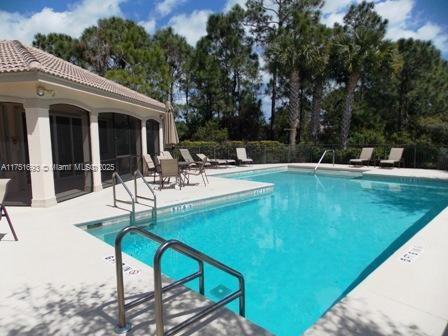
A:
1 163 448 335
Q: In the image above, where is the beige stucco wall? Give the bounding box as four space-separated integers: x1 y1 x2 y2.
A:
0 74 165 207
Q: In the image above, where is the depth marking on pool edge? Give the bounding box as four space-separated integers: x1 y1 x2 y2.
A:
399 246 424 264
104 255 141 276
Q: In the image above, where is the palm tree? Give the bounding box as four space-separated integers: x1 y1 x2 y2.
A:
333 1 387 149
309 24 332 144
246 0 322 140
269 2 323 147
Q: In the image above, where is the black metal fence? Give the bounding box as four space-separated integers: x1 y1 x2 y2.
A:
170 143 448 170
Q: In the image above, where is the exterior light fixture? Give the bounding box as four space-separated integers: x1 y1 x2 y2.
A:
36 86 45 96
36 85 55 97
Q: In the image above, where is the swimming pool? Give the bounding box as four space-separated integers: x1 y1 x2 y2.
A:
86 169 448 335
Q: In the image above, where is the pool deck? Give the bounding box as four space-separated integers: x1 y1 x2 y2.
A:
1 163 448 335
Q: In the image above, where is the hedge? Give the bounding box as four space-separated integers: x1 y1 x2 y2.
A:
166 141 448 170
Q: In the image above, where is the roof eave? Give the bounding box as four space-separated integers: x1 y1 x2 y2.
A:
0 70 166 114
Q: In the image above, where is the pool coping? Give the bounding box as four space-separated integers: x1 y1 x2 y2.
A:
76 183 275 229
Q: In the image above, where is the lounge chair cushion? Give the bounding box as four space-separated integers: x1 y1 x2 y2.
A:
209 159 226 164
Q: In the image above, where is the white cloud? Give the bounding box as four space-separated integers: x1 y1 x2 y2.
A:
168 9 212 46
138 19 156 33
321 0 354 27
224 0 246 12
321 12 345 27
377 0 448 53
0 0 124 44
258 55 271 83
321 0 353 14
320 0 448 54
156 0 187 17
375 0 413 26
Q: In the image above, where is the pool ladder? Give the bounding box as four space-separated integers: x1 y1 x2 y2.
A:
112 170 157 224
114 226 245 335
314 149 335 174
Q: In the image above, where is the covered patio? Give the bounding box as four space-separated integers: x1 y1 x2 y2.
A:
0 40 166 207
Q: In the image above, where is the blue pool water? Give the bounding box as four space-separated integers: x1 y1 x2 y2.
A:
87 170 448 335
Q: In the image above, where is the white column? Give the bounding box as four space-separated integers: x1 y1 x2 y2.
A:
89 111 102 192
141 119 148 175
24 104 57 207
159 118 164 153
141 119 148 156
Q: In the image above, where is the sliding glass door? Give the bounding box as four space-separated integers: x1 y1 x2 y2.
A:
49 105 92 202
0 103 31 205
98 113 142 185
146 119 160 158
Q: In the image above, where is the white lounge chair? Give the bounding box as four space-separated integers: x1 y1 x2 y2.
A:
196 153 235 167
350 147 374 166
380 148 404 167
236 148 253 165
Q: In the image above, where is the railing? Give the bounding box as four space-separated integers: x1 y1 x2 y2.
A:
171 143 448 170
314 149 335 173
114 226 245 335
133 170 157 220
112 172 135 225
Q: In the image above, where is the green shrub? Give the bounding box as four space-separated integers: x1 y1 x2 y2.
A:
192 120 228 142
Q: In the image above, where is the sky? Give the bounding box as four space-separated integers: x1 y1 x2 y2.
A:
0 0 447 117
0 0 447 57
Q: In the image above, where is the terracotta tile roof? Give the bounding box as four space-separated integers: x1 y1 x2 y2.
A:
0 40 165 110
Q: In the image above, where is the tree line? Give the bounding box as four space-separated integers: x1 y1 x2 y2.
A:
33 0 448 149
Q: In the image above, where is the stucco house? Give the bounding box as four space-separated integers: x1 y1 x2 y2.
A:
0 40 166 207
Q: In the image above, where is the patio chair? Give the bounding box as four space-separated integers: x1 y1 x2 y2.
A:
179 148 200 167
0 179 18 241
197 153 235 167
236 148 253 166
143 154 157 182
349 147 374 166
194 154 213 168
380 148 404 167
184 160 209 187
158 159 182 190
161 151 173 159
196 154 218 168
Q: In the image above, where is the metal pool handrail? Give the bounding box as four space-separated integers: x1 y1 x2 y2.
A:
314 149 335 174
112 172 135 225
133 169 157 220
114 226 245 335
